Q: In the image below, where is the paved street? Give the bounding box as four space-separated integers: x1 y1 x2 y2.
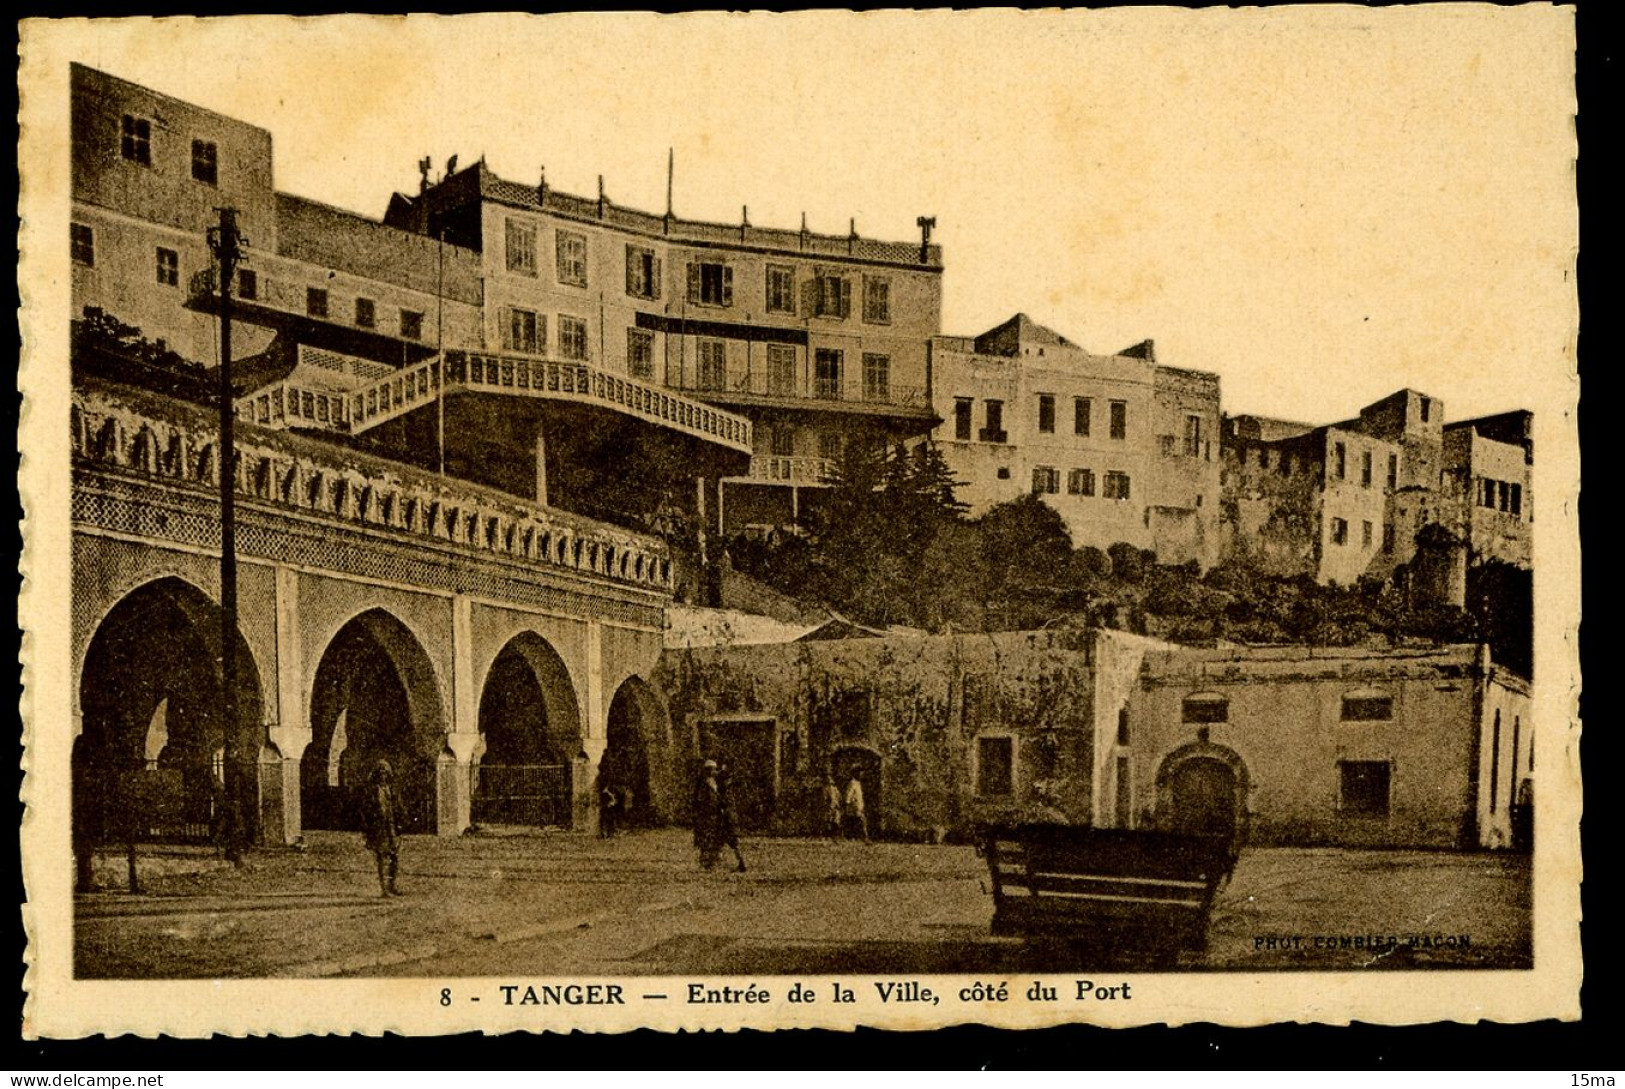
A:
74 829 1531 978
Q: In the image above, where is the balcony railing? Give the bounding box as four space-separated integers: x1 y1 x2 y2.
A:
673 368 932 413
745 455 837 485
77 381 673 592
238 349 753 454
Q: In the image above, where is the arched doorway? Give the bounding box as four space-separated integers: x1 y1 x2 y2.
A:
301 610 445 834
472 632 580 828
76 577 266 849
1155 741 1249 845
604 676 668 828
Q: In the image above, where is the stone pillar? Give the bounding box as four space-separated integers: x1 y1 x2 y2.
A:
438 732 482 836
575 736 607 834
264 565 311 846
257 742 304 846
441 595 480 836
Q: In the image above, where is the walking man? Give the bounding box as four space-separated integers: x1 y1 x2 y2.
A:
717 763 746 873
693 759 722 870
843 775 869 843
821 774 842 841
364 758 403 897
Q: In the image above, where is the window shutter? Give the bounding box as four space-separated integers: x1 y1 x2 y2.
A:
652 256 663 299
838 278 852 319
537 315 547 354
625 246 637 296
687 262 700 304
721 265 734 307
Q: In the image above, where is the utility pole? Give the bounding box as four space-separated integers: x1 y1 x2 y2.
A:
208 207 247 863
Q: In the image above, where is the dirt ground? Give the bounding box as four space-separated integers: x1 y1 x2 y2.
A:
72 828 1531 978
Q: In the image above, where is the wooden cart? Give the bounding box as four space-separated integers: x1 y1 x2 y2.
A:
981 823 1236 962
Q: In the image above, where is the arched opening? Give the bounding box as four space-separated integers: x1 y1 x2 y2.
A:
76 577 266 848
472 632 580 828
301 610 446 834
603 676 668 828
1155 741 1250 847
1165 758 1238 839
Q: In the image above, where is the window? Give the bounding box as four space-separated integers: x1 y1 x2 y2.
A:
1341 693 1394 720
1181 694 1229 723
818 431 842 461
505 219 538 276
306 286 328 318
505 307 540 353
400 309 423 340
1361 450 1373 487
1340 761 1391 817
1489 710 1502 813
191 139 218 185
1183 415 1202 458
1116 707 1131 747
770 426 795 458
1383 523 1396 553
553 315 587 361
813 273 851 319
1103 470 1131 500
1510 483 1523 517
862 353 890 402
555 230 588 286
1334 441 1347 480
1331 517 1348 545
1258 448 1270 470
1067 468 1095 496
627 329 654 379
1387 453 1398 489
996 467 1011 480
237 268 257 300
70 223 94 267
625 244 660 299
1074 396 1091 436
862 276 891 324
354 297 375 329
1419 396 1431 423
1160 435 1176 457
120 114 151 165
155 247 179 287
954 398 973 441
765 264 796 313
767 344 797 395
1109 400 1127 440
1498 481 1511 512
976 736 1014 797
697 338 726 390
813 348 842 399
1279 451 1293 477
688 261 734 307
1032 466 1060 495
980 400 1007 443
1362 520 1373 547
1037 393 1056 433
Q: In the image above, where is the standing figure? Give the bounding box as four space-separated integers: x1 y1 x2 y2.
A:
820 774 843 841
364 758 403 897
843 775 869 843
692 759 722 870
716 763 746 873
597 772 619 839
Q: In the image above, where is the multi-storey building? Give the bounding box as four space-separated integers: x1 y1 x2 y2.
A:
931 314 1222 566
383 162 944 536
1221 390 1532 589
67 63 753 847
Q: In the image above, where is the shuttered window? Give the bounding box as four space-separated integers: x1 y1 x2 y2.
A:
688 261 733 307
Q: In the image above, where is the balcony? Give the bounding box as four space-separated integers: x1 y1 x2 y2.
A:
238 348 753 454
671 368 934 420
744 455 837 486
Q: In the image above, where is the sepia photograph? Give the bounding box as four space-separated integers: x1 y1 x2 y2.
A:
19 8 1579 1036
